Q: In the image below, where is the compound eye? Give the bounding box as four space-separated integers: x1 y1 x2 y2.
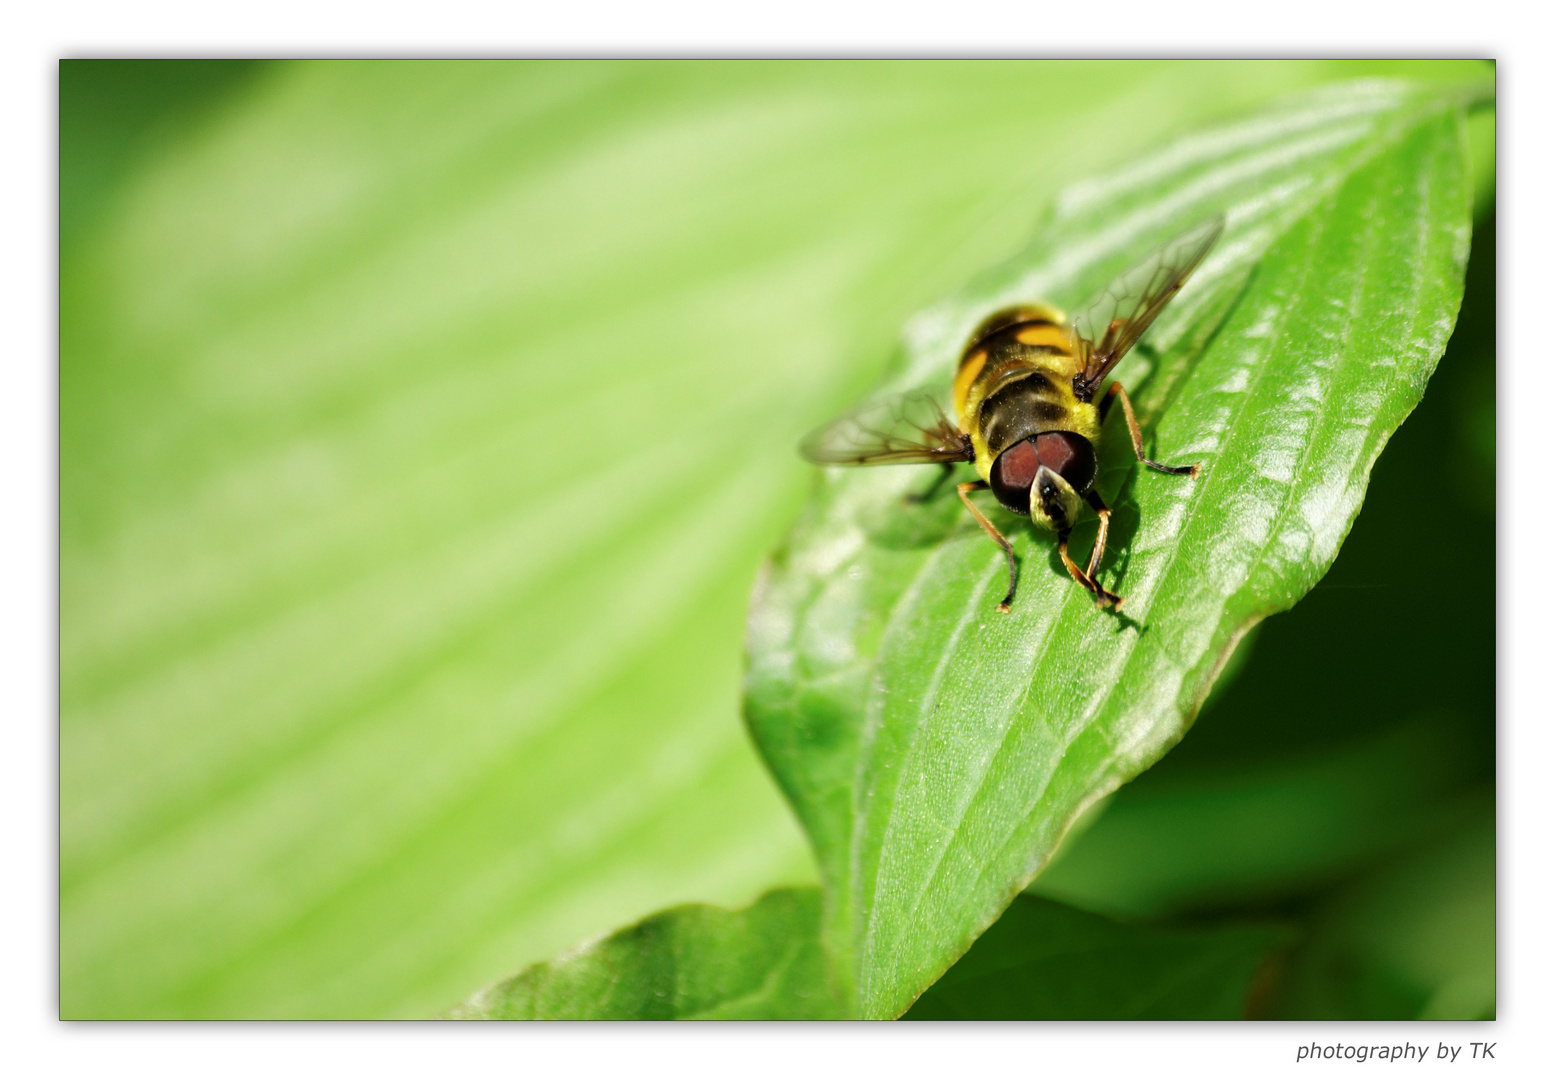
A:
1035 431 1098 494
990 437 1040 514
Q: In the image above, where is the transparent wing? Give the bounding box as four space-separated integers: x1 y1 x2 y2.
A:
1071 215 1225 398
799 388 973 466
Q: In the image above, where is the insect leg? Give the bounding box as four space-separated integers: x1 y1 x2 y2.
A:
1082 489 1112 581
1058 531 1124 611
906 462 956 504
957 481 1019 612
1103 382 1201 478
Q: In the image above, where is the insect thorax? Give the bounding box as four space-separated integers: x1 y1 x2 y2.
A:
957 316 1097 477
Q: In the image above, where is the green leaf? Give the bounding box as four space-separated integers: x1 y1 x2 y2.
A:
903 895 1287 1020
449 887 839 1019
746 81 1483 1018
1032 216 1494 925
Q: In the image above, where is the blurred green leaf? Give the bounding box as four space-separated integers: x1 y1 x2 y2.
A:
59 60 267 250
449 887 838 1019
746 81 1482 1018
903 895 1287 1020
1273 796 1494 1020
60 60 1490 1020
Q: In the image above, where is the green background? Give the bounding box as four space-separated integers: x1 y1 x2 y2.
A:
60 59 1493 1019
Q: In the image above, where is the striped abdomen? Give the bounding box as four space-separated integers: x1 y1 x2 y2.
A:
953 306 1099 481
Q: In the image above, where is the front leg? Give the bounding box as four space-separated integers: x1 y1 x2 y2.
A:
956 481 1019 612
1101 382 1200 478
1083 488 1113 582
1057 531 1123 610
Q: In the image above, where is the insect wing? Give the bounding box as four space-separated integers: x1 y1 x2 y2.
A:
1071 215 1224 397
799 388 972 466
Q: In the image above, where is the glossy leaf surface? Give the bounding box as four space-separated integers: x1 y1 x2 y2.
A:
1029 209 1495 1015
746 81 1483 1018
1032 205 1492 938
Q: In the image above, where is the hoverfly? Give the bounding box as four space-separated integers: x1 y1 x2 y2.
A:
800 215 1223 613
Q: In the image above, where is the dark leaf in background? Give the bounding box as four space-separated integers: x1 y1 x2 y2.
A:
903 895 1288 1021
1272 803 1494 1021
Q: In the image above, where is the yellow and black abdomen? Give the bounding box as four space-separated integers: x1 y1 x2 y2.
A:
952 306 1099 485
